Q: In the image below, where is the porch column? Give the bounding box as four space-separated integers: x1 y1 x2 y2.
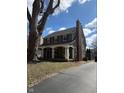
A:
52 47 54 59
72 47 74 59
41 48 44 58
65 47 69 60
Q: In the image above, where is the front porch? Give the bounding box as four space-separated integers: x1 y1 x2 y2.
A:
39 45 75 61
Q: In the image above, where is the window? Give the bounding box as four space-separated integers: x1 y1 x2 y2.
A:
63 35 67 42
50 37 54 44
57 36 60 43
47 38 50 44
44 38 47 44
50 37 52 44
60 35 63 43
57 35 64 43
66 34 72 41
54 36 57 43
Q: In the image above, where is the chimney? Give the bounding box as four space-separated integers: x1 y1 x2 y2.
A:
75 19 82 61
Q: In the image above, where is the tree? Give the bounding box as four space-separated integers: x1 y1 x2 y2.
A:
27 0 60 62
91 38 97 49
86 49 91 60
91 38 97 61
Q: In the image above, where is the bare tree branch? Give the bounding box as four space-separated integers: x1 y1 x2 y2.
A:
47 0 54 11
27 0 60 61
32 0 41 19
37 14 48 33
38 0 60 28
46 0 60 14
27 7 32 23
40 0 44 14
53 0 60 10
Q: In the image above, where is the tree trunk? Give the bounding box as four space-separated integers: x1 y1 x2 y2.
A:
27 0 60 62
27 22 39 62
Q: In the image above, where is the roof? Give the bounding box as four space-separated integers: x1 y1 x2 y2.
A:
44 27 76 39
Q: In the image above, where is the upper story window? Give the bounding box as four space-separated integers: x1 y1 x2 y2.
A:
63 35 67 42
66 34 72 41
44 38 47 44
47 38 50 44
60 35 63 43
50 37 54 44
57 35 64 43
44 38 50 44
44 33 73 44
57 36 60 43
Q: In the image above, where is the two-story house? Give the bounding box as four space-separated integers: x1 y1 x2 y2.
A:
39 20 86 61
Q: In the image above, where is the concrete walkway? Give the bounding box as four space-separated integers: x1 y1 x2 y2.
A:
28 62 97 93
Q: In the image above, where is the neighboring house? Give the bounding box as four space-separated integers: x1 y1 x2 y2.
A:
39 20 86 61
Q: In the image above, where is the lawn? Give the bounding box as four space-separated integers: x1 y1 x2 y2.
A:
27 61 86 87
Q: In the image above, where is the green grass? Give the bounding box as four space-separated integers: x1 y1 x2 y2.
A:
27 61 86 87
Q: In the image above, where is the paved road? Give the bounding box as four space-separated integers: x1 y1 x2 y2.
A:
28 62 97 93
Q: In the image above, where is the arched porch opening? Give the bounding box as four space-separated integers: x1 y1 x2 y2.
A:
69 47 73 59
43 47 52 59
54 47 65 59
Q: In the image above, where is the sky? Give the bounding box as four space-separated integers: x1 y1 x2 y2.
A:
27 0 97 48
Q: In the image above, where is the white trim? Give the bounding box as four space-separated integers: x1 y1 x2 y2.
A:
52 48 54 59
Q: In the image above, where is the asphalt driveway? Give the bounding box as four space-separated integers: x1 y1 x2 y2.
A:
28 62 97 93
